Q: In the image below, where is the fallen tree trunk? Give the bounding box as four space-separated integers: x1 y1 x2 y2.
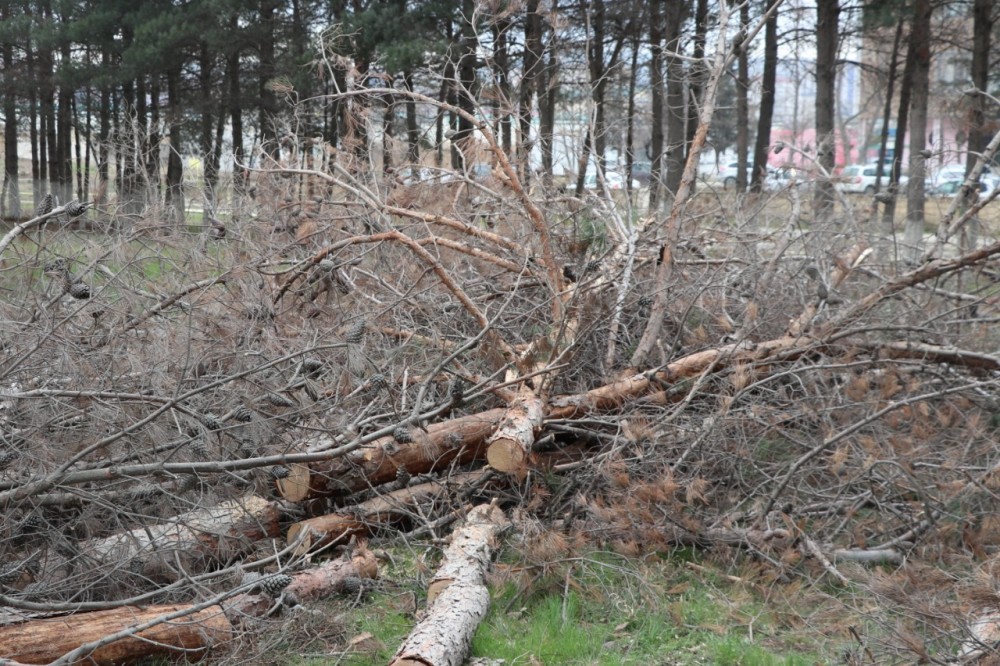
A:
0 549 380 664
84 495 282 573
0 604 233 666
389 503 509 666
223 547 380 624
287 470 492 557
276 408 506 502
485 388 543 477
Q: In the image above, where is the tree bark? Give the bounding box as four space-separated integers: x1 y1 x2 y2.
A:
664 2 686 200
882 19 915 231
389 504 509 666
0 605 233 666
872 18 904 227
735 1 750 193
902 0 932 263
750 0 778 193
962 0 991 250
485 388 543 477
275 408 506 502
287 470 492 556
648 0 665 210
1 1 20 220
85 495 283 573
165 66 185 225
812 0 839 223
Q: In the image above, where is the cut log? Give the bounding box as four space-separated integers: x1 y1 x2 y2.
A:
485 389 543 478
0 604 233 665
223 547 380 625
84 495 282 574
287 470 491 557
389 504 509 666
276 408 506 502
0 549 381 664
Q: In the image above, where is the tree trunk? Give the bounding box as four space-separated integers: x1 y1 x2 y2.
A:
538 3 558 186
165 66 184 225
491 15 512 157
518 0 542 184
1 1 20 220
902 0 931 263
57 9 73 204
389 504 509 666
453 0 477 172
97 48 111 207
485 389 543 477
664 0 686 201
648 0 665 210
259 0 279 157
275 409 506 502
624 40 638 195
812 0 839 223
750 0 778 193
0 605 233 666
85 495 282 574
404 70 420 164
873 19 904 216
882 20 915 231
685 0 708 162
287 470 493 556
962 0 991 250
735 1 750 193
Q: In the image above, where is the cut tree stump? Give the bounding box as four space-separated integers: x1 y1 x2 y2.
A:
0 604 233 665
485 389 543 478
389 503 509 666
84 495 282 573
276 408 506 502
287 470 491 556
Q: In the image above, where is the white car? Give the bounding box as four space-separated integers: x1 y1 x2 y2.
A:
566 172 641 192
836 164 907 195
930 164 999 193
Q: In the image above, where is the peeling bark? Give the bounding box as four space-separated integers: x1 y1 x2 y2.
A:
389 504 509 666
287 470 492 556
276 409 505 502
0 604 233 665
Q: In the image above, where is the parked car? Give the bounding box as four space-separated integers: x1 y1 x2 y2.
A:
719 161 768 189
927 179 989 198
836 164 907 195
565 171 641 192
929 164 999 193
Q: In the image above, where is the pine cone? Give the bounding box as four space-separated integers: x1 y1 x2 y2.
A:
0 562 22 585
367 374 388 393
449 377 466 405
190 437 209 458
259 573 293 596
201 413 224 431
65 200 86 218
299 358 324 377
232 405 254 422
35 193 54 218
346 320 366 344
395 466 411 486
19 514 44 534
0 450 16 471
392 426 413 443
338 576 367 595
68 281 91 299
263 392 297 408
